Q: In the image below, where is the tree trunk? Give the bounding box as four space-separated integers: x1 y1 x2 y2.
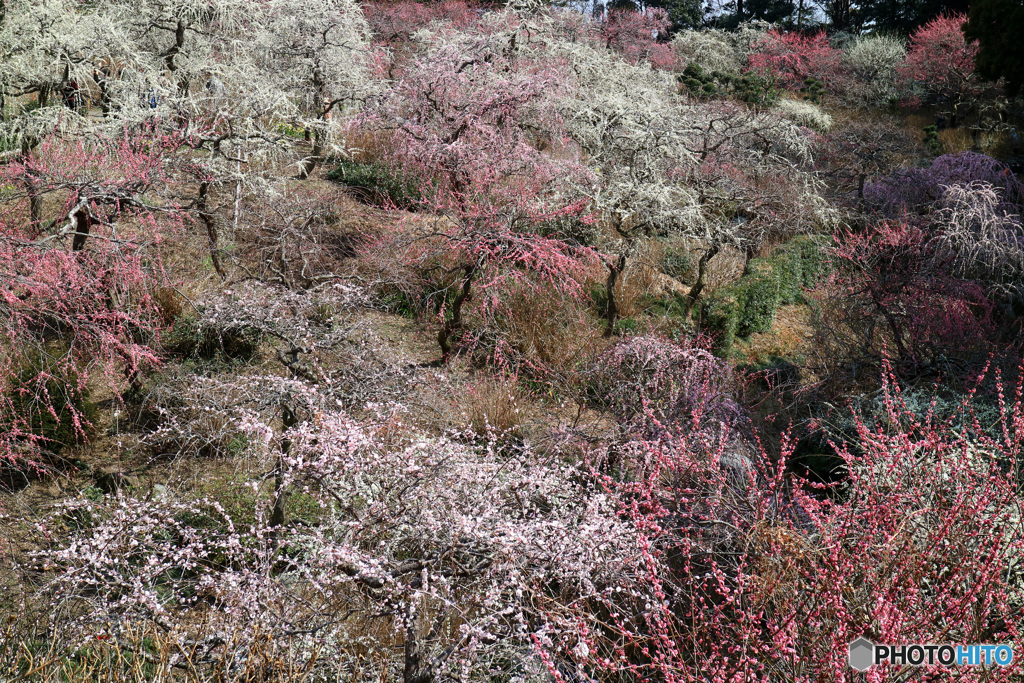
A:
742 242 757 277
438 264 475 362
297 69 327 180
603 253 626 338
296 128 323 180
269 402 297 546
197 181 227 279
403 604 423 683
25 177 43 230
20 140 43 230
71 206 91 251
96 70 111 116
683 243 721 317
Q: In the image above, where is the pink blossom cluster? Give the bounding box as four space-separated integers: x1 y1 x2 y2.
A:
0 133 185 468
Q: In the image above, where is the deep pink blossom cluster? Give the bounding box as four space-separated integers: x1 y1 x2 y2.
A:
898 13 983 107
600 8 674 70
746 30 840 89
363 0 477 46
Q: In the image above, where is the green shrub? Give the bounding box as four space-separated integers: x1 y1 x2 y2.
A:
679 64 722 99
647 292 692 319
699 235 828 354
163 315 260 362
923 125 942 156
792 234 828 288
661 244 696 284
737 261 780 336
380 288 419 318
613 317 640 335
274 122 306 139
800 77 825 104
326 160 421 208
701 285 743 352
727 71 781 107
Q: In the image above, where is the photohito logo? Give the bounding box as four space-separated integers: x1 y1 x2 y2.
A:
848 638 1014 671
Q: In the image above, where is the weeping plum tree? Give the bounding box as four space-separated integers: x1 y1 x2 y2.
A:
364 14 597 362
259 0 374 179
552 36 707 335
555 31 824 330
599 7 675 69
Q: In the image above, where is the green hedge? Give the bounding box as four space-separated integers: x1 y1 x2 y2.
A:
700 235 828 353
326 160 420 209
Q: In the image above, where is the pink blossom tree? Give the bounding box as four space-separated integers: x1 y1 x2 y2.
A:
362 20 597 361
363 0 477 47
817 220 1001 377
600 8 674 70
0 133 184 470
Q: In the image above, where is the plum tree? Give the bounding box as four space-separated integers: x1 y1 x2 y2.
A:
898 13 987 126
0 132 185 469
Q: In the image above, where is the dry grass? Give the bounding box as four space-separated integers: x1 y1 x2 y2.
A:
901 109 1021 158
0 619 330 683
488 278 603 375
615 247 663 319
705 245 746 292
735 304 816 367
462 378 526 439
343 127 401 165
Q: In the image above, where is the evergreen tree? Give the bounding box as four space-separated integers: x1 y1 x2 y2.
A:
857 0 969 36
963 0 1024 97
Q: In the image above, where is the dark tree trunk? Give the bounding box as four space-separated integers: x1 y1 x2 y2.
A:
297 69 327 180
95 69 111 116
71 206 91 251
25 178 43 230
269 402 297 545
438 264 475 362
684 243 721 317
603 253 627 338
403 606 423 683
742 242 757 277
296 128 323 180
20 140 43 230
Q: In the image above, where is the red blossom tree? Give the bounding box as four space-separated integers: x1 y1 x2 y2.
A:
601 8 674 69
363 0 477 46
817 220 1001 378
898 13 985 126
559 357 1024 682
